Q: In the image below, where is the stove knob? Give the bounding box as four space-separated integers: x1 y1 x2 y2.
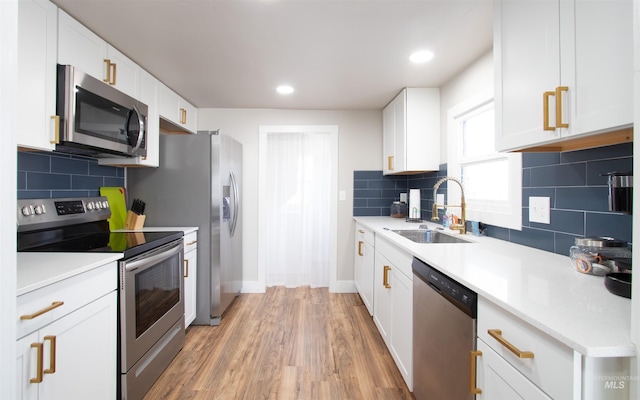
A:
21 206 32 216
102 201 109 209
95 202 102 210
86 202 94 211
34 205 45 215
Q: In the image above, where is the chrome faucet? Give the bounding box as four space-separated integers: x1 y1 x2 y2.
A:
431 176 466 234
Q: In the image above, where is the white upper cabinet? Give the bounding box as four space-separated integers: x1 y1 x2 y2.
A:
495 0 633 152
58 9 140 98
158 82 198 134
382 88 440 175
17 0 58 151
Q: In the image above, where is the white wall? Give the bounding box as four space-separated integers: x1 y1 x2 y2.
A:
198 109 381 291
1 1 18 397
438 50 494 163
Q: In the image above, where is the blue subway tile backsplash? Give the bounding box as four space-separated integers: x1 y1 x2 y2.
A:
354 143 633 256
17 152 125 199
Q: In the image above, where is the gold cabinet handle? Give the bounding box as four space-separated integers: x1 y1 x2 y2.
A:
543 91 556 131
103 59 111 83
20 301 64 320
383 266 391 288
186 240 198 246
555 86 569 128
358 230 365 234
43 335 56 374
184 259 189 278
358 241 364 256
470 350 482 394
50 115 60 144
111 62 117 85
387 155 394 171
488 329 534 359
30 342 44 383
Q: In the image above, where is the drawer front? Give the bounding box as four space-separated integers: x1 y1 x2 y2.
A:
478 299 573 400
355 223 374 246
375 235 412 279
17 262 117 339
184 231 198 253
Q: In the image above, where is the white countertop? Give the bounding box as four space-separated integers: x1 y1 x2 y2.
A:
17 227 197 297
17 252 123 296
355 216 634 358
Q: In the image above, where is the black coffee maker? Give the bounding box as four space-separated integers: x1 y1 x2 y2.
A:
603 171 633 214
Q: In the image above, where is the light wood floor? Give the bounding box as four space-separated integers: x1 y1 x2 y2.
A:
144 286 415 400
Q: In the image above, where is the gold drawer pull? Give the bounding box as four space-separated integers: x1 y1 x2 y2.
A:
358 229 365 234
186 240 198 246
383 266 391 288
470 350 482 394
488 329 534 359
20 301 64 320
184 259 189 278
31 342 44 383
43 335 56 374
358 241 364 256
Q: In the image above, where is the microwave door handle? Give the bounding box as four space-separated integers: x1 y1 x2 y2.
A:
128 105 145 153
125 241 183 272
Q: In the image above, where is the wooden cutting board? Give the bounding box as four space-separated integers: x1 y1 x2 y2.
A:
100 187 127 230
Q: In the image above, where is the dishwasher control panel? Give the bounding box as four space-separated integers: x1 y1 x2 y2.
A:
412 257 477 318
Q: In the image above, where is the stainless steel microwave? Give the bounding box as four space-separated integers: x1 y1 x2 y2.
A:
56 64 147 158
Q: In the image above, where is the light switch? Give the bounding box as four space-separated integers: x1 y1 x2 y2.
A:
339 191 346 201
529 196 550 224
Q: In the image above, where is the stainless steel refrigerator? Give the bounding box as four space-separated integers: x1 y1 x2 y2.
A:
127 130 242 326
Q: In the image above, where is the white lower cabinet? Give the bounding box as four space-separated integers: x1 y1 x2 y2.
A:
15 262 117 400
183 231 198 327
476 339 551 400
354 224 374 315
373 235 413 390
476 298 630 400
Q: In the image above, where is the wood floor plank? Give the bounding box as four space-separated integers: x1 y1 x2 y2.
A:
143 287 414 400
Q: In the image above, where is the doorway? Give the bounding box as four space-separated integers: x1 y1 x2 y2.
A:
258 125 338 289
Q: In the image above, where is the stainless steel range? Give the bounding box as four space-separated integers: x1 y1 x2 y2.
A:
17 197 185 400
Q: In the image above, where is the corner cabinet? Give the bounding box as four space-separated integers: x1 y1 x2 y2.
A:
58 9 141 99
183 230 198 327
17 0 58 151
373 235 413 390
495 0 633 152
16 262 117 400
382 88 440 175
475 298 630 400
354 224 374 315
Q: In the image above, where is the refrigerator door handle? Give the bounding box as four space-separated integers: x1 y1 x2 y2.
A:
230 172 239 237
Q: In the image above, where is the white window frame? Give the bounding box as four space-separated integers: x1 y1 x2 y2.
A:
447 88 522 231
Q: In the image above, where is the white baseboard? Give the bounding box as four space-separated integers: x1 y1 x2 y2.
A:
330 280 357 293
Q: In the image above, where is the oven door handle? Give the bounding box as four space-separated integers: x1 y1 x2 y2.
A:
125 241 183 272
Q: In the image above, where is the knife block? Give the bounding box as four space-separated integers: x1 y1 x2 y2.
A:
125 211 146 230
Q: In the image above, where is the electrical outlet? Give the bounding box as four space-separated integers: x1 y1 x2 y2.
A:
529 196 550 224
436 194 445 209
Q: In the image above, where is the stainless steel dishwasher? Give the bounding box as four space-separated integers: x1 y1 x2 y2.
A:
412 257 478 400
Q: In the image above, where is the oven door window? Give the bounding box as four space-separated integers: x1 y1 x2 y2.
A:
134 255 181 338
75 86 137 145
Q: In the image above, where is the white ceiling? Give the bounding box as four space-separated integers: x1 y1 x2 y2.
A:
51 0 493 110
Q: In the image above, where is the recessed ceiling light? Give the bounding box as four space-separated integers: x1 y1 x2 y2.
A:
276 85 295 95
410 50 434 64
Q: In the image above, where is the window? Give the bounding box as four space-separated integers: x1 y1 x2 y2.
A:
447 89 522 230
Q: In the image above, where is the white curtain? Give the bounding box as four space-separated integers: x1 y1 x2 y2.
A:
265 131 331 288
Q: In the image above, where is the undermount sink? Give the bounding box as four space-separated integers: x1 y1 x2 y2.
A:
391 229 471 244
